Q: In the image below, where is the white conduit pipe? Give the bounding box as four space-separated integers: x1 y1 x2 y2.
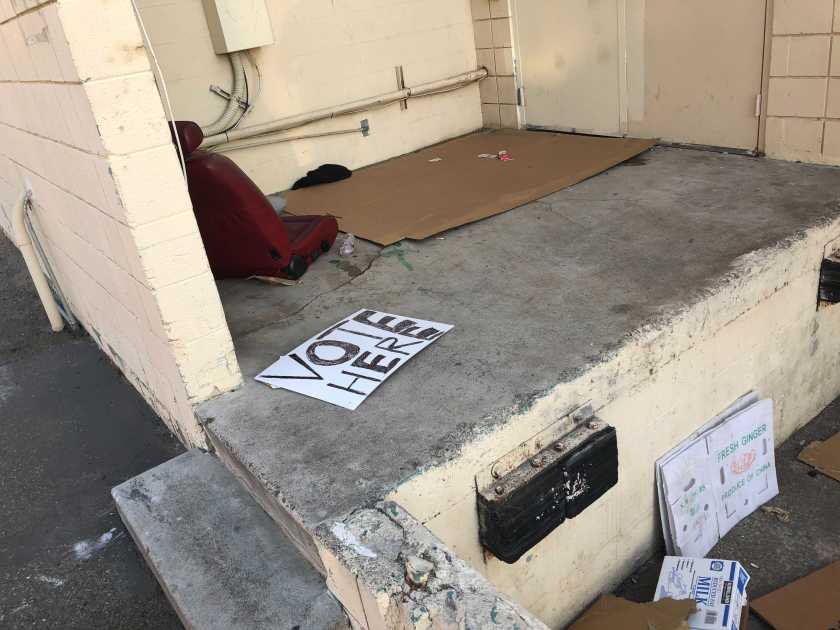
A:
211 126 363 153
202 68 489 148
12 190 64 332
201 51 247 137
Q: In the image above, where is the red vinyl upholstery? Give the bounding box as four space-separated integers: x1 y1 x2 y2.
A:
170 122 338 280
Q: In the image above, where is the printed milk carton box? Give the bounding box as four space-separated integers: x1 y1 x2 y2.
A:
655 556 750 630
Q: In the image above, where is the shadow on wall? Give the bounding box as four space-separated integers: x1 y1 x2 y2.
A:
136 0 482 194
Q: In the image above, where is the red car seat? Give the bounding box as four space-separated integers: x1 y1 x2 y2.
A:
170 121 338 280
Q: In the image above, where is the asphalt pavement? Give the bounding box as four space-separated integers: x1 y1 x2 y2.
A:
0 234 183 629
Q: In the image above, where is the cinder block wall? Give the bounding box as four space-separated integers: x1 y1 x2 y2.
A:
766 0 840 163
471 0 518 128
134 0 483 194
0 0 241 446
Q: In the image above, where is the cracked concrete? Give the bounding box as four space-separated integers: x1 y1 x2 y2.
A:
200 146 840 535
113 450 349 630
316 502 548 629
216 237 382 339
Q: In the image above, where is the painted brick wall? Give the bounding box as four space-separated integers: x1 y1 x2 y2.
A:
765 0 840 163
134 0 483 194
471 0 518 129
0 0 241 446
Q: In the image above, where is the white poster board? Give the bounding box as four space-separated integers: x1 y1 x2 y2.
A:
656 394 778 558
706 399 778 537
255 309 453 410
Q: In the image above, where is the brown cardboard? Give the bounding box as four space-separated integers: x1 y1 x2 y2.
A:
568 595 695 630
284 130 654 246
798 430 840 482
750 561 840 630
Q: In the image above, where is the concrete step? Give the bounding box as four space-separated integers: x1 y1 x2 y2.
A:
112 449 350 630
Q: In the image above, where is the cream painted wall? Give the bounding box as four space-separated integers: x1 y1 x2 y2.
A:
764 0 840 164
390 218 840 626
510 0 766 150
627 0 766 151
0 0 241 446
135 0 483 194
471 0 519 129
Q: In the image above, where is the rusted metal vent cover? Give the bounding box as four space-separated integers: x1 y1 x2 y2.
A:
819 257 840 305
477 418 618 564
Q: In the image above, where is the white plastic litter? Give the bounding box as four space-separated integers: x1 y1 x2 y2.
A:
339 233 356 257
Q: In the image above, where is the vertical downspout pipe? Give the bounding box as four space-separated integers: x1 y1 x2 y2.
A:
12 190 64 332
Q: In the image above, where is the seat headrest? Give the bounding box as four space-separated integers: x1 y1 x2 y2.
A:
169 121 204 156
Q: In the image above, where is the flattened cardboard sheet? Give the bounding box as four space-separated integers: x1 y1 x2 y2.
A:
798 430 840 482
750 561 840 630
569 595 695 630
285 130 655 246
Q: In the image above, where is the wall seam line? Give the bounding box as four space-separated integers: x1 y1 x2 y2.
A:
0 0 57 26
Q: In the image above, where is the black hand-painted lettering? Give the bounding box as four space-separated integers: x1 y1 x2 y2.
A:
260 353 323 380
351 351 400 374
393 321 419 335
327 370 382 396
306 340 360 366
374 337 424 356
353 310 442 340
413 327 445 341
317 320 384 341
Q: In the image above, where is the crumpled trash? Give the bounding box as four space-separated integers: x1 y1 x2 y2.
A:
478 150 513 161
760 505 791 523
267 193 287 216
339 233 356 257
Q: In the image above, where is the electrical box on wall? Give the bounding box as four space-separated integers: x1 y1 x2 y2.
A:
201 0 274 54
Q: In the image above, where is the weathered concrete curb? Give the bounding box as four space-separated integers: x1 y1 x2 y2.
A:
113 449 349 630
315 501 550 629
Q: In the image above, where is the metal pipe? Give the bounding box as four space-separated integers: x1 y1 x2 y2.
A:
211 126 365 153
202 68 488 148
201 52 247 137
12 190 64 332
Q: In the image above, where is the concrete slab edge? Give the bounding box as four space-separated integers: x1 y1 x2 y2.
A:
113 492 196 630
112 449 351 629
394 214 840 518
205 425 327 574
315 501 550 630
204 423 548 627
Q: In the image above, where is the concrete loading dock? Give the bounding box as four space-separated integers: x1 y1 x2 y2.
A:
4 0 840 627
200 146 840 627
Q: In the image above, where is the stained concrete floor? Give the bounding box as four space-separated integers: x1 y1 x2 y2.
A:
0 235 183 628
3 142 840 628
615 395 840 629
205 145 840 531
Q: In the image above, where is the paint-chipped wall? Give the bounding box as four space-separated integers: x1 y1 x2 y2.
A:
0 0 241 446
134 0 482 194
765 0 840 163
470 0 518 129
390 217 840 627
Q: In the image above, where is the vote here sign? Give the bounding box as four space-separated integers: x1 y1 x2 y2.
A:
255 309 453 410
